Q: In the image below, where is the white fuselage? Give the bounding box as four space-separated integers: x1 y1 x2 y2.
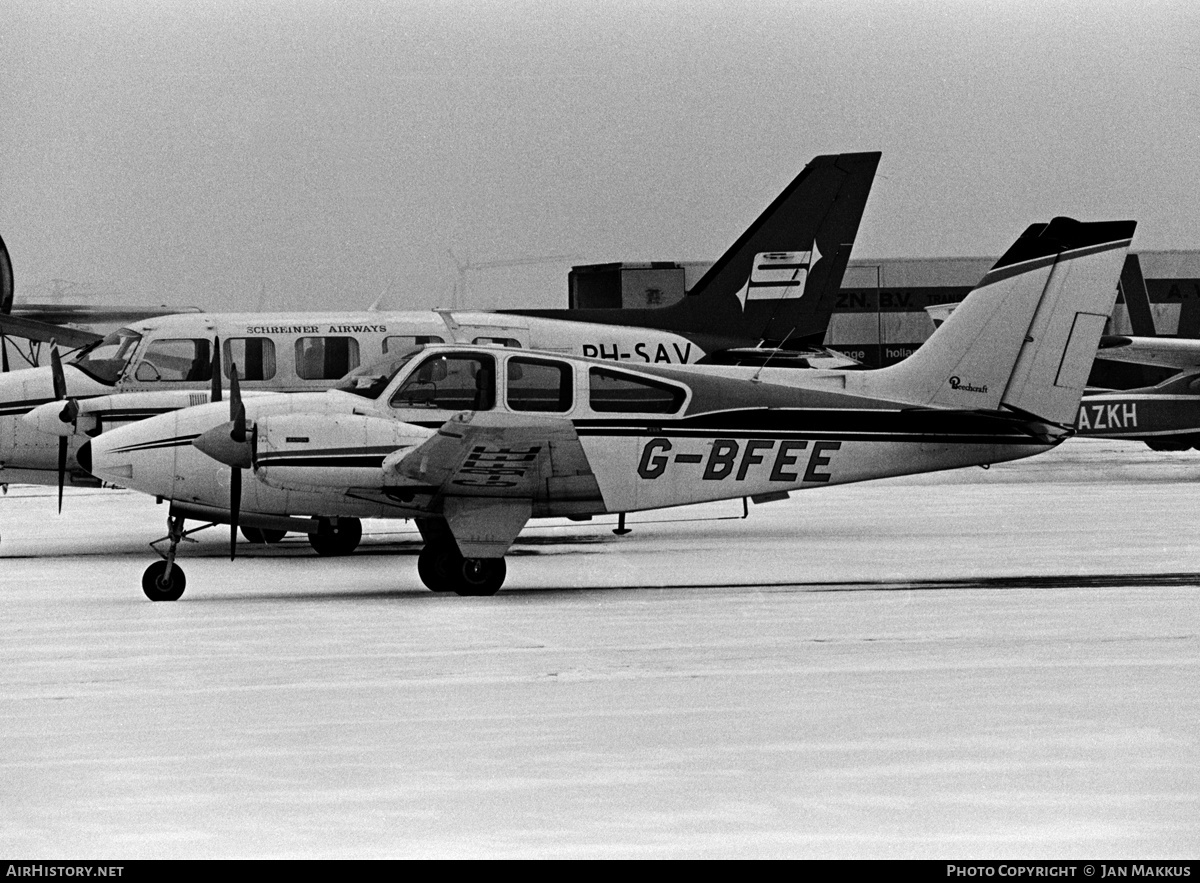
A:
0 309 704 487
85 346 1056 525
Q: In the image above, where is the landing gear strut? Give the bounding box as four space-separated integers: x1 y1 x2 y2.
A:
307 517 362 556
417 540 506 596
143 513 188 601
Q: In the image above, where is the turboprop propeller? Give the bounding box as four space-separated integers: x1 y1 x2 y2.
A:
191 353 256 560
49 342 81 513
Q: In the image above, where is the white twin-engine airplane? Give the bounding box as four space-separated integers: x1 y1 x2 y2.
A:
1 151 880 501
81 217 1135 600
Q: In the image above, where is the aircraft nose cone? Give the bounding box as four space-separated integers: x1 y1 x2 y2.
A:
76 440 92 475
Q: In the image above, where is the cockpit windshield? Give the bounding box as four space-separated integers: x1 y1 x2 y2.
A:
333 345 426 399
70 328 143 385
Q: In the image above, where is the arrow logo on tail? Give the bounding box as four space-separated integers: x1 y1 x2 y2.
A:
734 243 822 311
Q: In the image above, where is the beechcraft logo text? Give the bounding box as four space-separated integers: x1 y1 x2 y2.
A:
949 376 988 393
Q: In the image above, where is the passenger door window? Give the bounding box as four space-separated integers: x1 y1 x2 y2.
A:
223 337 276 381
507 357 573 412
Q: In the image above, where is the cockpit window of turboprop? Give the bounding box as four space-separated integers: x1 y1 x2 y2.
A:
70 328 143 385
333 345 426 400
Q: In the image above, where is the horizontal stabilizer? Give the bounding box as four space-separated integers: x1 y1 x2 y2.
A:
1095 335 1200 371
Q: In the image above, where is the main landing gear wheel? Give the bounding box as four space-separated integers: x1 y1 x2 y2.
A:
418 542 460 592
308 517 362 556
417 543 506 596
142 560 186 601
456 557 505 597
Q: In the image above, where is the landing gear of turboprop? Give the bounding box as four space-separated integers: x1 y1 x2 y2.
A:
412 517 506 597
416 542 506 596
140 509 364 601
138 509 503 601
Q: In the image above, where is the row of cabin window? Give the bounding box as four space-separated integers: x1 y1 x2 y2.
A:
130 334 503 382
129 338 684 414
390 354 685 414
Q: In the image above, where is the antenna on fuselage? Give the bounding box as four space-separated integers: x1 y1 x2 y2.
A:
750 326 796 383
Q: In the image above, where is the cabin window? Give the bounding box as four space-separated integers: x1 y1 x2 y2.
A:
383 335 444 353
507 357 573 412
134 338 213 383
588 367 685 413
473 336 521 348
295 336 360 380
223 337 276 381
389 353 495 411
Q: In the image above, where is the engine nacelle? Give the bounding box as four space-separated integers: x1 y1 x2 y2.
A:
253 412 433 492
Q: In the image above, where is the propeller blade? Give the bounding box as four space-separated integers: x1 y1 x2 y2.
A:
1 331 9 373
229 362 242 424
210 336 222 403
230 467 241 561
50 342 67 401
57 436 67 514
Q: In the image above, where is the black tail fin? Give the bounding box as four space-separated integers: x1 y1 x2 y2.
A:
0 233 12 316
510 152 880 352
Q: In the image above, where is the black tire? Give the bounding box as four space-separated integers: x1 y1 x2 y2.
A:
417 542 460 592
1146 439 1192 452
260 528 287 544
454 557 506 597
308 517 363 556
142 560 186 601
240 526 265 543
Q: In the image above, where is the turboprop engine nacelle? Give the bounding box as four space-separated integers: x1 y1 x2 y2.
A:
22 399 97 437
252 412 435 492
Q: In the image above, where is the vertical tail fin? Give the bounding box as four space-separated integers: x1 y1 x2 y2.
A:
510 152 879 349
678 151 880 345
853 218 1135 423
1119 253 1155 336
0 233 12 317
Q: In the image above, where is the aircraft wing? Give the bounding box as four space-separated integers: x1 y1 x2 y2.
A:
385 410 581 498
384 411 595 558
0 314 103 349
1095 335 1200 371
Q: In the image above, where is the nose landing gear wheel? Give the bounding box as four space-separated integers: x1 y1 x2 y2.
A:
142 560 186 601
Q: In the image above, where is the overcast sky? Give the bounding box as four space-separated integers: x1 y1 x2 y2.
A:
5 0 1199 313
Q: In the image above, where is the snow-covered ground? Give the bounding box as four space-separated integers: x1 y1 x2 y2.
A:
1 439 1198 858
